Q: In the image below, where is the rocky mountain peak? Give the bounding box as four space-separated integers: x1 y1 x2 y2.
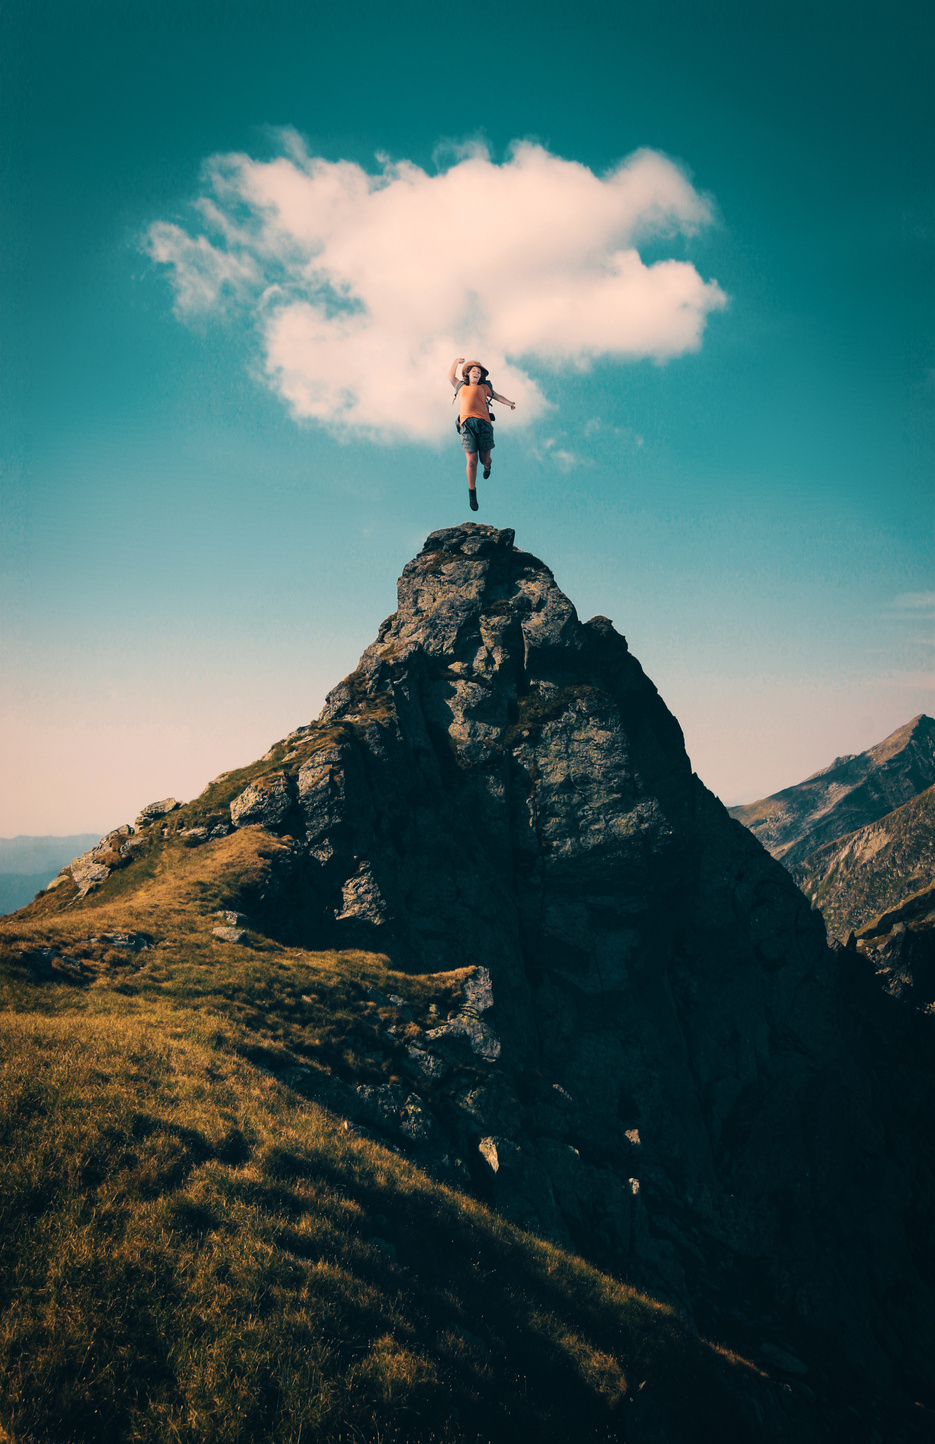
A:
322 523 637 741
27 525 935 1419
287 522 707 992
183 525 926 1401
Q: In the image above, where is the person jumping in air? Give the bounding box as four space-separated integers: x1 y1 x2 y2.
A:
447 358 515 511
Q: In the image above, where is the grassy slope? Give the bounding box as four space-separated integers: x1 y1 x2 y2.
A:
792 784 935 939
0 828 779 1444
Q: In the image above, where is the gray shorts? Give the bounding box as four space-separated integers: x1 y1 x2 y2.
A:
459 417 495 454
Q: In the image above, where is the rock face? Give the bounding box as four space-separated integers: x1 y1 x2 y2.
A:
230 773 294 829
728 713 935 864
855 889 935 1015
135 797 181 827
67 825 137 896
215 524 932 1406
792 782 935 940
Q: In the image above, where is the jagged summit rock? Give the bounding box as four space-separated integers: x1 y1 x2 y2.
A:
287 523 697 985
729 713 935 864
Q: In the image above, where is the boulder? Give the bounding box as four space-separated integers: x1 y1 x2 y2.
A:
70 858 112 895
230 772 294 829
334 860 389 926
67 828 135 895
135 798 180 827
212 926 248 945
88 932 151 951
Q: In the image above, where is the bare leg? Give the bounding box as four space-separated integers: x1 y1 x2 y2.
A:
480 449 492 479
465 450 479 509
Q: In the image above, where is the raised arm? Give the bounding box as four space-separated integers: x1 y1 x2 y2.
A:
448 357 465 391
490 389 516 409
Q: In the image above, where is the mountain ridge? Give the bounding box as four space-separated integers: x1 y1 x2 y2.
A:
791 782 935 941
0 834 106 918
728 713 935 864
0 835 104 871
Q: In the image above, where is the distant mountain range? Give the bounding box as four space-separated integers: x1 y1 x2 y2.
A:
0 835 101 916
728 714 935 865
790 782 935 940
730 715 935 1014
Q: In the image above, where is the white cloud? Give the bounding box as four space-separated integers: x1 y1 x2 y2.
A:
583 417 645 448
146 222 260 314
146 137 727 442
530 436 588 471
889 591 935 616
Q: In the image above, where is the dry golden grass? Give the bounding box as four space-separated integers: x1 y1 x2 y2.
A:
0 833 770 1443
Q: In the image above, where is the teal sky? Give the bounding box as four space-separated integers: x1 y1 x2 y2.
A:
1 0 932 834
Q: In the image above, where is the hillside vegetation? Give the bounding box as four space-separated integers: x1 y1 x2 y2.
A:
792 783 935 939
0 827 781 1444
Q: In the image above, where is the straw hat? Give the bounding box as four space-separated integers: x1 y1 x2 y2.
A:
461 360 488 381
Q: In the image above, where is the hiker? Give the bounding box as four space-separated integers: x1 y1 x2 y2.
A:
448 358 515 511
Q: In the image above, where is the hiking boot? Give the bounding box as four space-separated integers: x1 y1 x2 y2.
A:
483 464 491 479
469 488 479 511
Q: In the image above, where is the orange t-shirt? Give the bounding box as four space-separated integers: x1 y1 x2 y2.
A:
459 382 492 423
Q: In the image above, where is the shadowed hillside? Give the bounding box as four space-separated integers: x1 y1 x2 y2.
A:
1 937 785 1444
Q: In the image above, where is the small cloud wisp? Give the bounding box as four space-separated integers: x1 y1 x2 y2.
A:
146 136 727 442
